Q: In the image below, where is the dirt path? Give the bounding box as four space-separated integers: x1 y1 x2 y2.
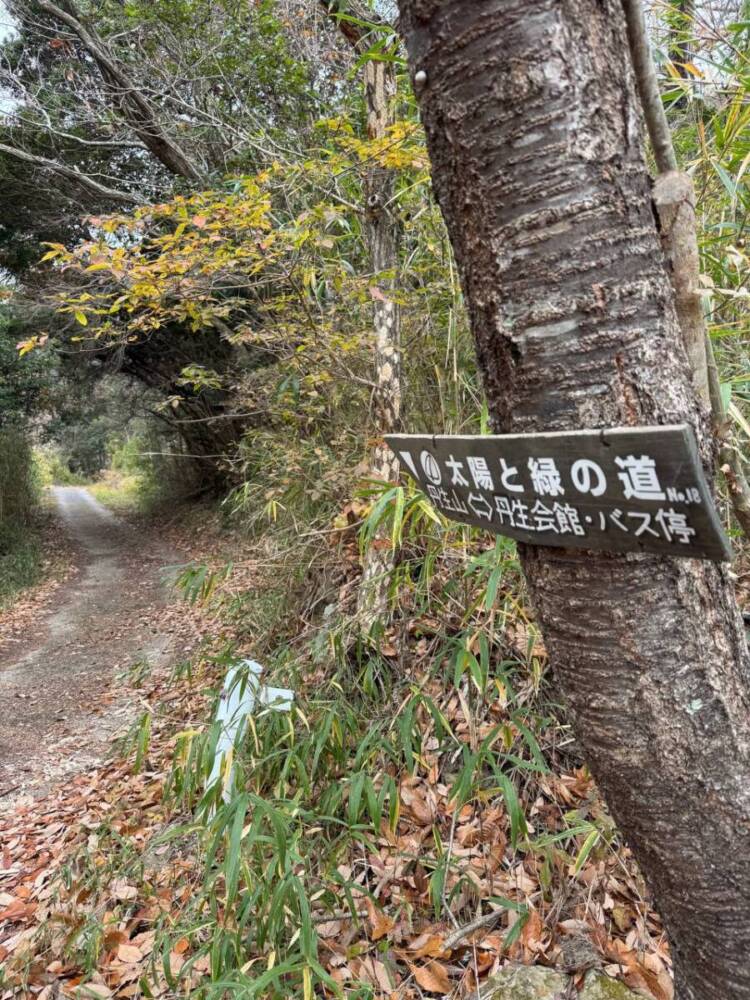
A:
0 487 182 800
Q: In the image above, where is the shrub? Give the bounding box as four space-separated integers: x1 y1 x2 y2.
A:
0 431 39 530
0 431 43 605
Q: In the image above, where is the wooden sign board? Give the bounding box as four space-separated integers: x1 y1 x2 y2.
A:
385 425 731 562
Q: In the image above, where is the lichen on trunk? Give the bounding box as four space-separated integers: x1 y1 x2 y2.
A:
321 2 403 631
356 57 403 629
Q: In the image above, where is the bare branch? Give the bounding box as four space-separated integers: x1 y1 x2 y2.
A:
443 909 504 951
0 141 145 204
14 120 143 149
32 0 205 183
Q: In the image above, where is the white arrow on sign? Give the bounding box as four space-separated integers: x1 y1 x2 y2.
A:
399 450 419 479
468 492 493 521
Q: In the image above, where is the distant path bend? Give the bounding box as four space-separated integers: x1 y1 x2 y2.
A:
0 487 178 798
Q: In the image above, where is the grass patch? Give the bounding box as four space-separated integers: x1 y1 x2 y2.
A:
88 471 146 515
0 519 43 608
6 504 591 998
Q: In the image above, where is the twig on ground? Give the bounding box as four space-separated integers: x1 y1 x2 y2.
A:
312 909 368 924
444 908 504 951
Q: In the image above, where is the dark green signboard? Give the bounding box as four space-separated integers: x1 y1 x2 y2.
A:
385 424 731 562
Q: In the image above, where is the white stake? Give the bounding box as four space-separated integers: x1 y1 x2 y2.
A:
207 659 294 802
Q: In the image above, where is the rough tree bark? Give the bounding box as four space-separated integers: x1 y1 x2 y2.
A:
396 2 750 997
323 1 402 628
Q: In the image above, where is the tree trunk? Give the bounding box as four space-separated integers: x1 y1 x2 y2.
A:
652 171 709 402
320 1 403 628
396 2 750 997
356 56 402 629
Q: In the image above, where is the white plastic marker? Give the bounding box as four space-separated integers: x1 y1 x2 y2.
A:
207 659 294 801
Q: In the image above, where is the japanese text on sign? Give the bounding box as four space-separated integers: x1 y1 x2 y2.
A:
385 426 730 562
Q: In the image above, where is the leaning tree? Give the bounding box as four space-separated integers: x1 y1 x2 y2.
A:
396 1 750 997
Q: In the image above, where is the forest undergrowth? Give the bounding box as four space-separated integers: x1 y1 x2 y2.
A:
0 471 682 1000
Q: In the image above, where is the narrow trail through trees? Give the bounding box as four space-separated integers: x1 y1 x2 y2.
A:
0 488 179 800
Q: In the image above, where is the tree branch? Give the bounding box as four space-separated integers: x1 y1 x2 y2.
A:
0 142 145 204
443 908 504 951
17 122 143 150
33 0 205 183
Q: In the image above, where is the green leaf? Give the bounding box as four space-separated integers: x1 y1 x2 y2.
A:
484 568 502 611
391 486 405 547
574 827 601 874
713 161 738 200
720 382 732 413
430 863 445 918
511 713 549 773
504 910 530 949
224 794 248 907
493 771 527 849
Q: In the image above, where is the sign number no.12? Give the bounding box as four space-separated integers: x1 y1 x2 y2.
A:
385 425 731 562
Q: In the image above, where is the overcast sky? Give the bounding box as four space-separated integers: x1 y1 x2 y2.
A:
0 2 16 114
0 2 14 43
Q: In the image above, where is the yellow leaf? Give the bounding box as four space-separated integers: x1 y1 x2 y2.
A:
408 932 450 959
366 897 395 941
74 311 88 326
16 337 38 356
683 61 704 78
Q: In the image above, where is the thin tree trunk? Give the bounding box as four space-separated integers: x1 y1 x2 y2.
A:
669 0 697 80
357 56 402 628
397 2 750 997
623 0 750 541
321 2 402 628
653 171 709 401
